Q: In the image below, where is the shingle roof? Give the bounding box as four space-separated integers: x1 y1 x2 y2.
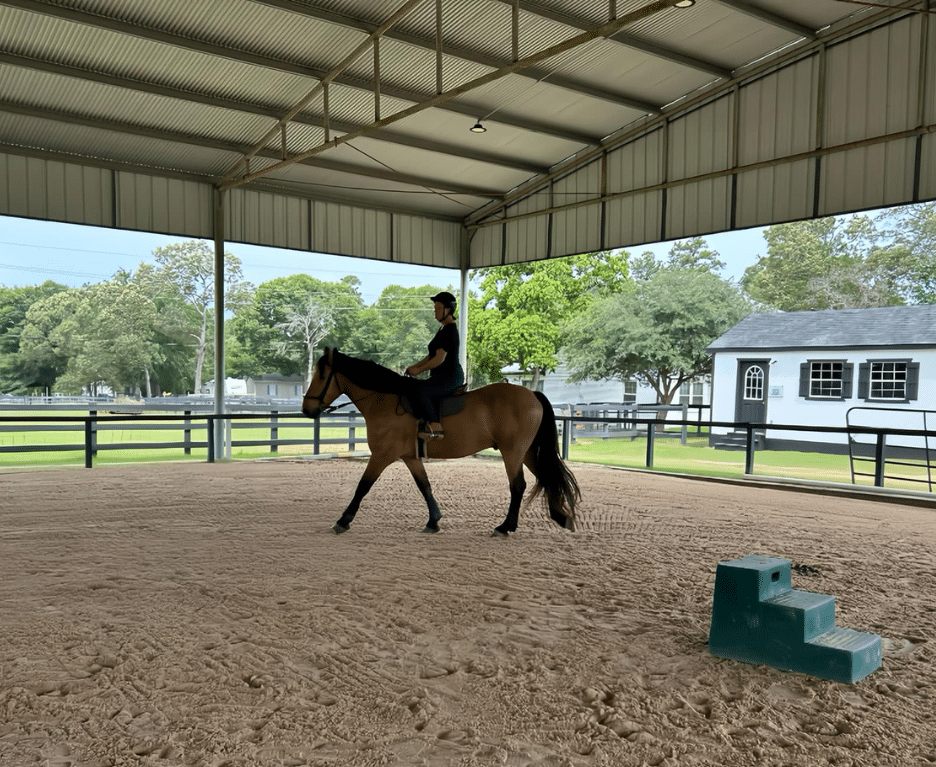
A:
706 306 936 352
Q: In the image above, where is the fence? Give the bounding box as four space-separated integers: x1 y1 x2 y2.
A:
0 407 365 468
3 406 935 494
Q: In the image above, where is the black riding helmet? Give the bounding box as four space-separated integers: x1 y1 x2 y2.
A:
430 291 457 311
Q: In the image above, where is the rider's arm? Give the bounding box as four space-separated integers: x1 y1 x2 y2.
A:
406 348 447 376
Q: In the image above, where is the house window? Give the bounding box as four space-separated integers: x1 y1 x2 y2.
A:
744 366 764 401
623 380 637 404
679 380 705 405
858 360 920 402
799 360 853 400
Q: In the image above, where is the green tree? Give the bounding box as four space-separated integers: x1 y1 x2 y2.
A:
274 297 336 385
562 268 749 404
0 281 67 393
741 216 903 310
150 241 251 393
872 201 936 304
229 274 363 378
468 251 629 388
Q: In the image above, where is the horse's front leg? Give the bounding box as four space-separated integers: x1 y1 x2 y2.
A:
402 457 442 533
333 453 394 534
493 469 526 537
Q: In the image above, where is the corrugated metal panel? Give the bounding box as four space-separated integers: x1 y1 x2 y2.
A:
393 213 461 268
117 173 213 238
0 152 112 226
469 221 503 269
605 128 665 246
504 190 550 263
824 17 920 146
921 134 936 202
226 189 309 251
550 160 602 258
819 139 917 214
734 56 818 227
665 95 733 237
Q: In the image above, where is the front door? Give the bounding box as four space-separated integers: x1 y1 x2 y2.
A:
735 360 769 424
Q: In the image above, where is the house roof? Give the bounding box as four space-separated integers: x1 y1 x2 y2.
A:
706 306 936 353
248 374 305 382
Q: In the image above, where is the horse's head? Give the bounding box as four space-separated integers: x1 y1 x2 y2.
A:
302 347 341 419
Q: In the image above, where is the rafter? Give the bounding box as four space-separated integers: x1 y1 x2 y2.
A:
0 53 549 177
0 98 506 198
249 0 661 113
0 0 601 145
490 0 733 80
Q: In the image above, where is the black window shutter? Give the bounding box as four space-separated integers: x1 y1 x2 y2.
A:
799 363 810 397
906 362 920 401
857 362 870 399
842 363 854 399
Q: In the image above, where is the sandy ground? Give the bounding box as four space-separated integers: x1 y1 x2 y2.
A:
1 457 935 767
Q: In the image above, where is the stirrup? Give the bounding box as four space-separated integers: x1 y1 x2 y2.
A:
418 426 444 440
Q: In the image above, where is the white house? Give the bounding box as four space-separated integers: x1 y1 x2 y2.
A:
706 306 936 453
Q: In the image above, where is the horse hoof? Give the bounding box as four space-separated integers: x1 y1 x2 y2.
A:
421 525 439 534
565 517 576 532
332 522 350 534
491 529 509 538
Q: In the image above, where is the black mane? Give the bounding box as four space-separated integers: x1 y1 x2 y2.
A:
330 350 412 395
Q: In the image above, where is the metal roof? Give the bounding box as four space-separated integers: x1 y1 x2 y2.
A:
1 0 934 270
707 305 936 352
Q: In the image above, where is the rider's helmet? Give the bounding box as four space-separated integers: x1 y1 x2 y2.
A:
430 291 457 311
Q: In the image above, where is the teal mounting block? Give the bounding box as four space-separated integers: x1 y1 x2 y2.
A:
709 554 882 684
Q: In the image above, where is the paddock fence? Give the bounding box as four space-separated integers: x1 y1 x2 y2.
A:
2 403 935 494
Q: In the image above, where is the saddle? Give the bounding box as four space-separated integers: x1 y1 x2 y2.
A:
399 384 469 420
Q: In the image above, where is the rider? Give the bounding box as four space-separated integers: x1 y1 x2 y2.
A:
405 291 465 439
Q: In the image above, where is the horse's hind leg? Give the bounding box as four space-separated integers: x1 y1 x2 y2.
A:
333 453 394 534
493 449 527 537
402 457 442 533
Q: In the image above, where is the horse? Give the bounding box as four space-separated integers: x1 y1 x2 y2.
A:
301 348 580 537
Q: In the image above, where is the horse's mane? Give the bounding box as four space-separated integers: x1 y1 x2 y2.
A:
328 349 412 395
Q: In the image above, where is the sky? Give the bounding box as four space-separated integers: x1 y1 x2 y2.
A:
0 214 770 301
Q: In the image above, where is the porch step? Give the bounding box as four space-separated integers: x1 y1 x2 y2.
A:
712 429 766 451
709 554 882 684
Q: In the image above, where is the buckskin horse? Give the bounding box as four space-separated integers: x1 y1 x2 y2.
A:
302 348 580 536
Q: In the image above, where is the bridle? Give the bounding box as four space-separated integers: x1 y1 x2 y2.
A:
304 354 363 415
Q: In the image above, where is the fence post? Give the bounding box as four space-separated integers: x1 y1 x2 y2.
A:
874 432 886 487
84 418 94 468
681 403 688 445
89 409 98 456
348 412 356 452
314 417 321 455
183 410 192 455
561 414 571 460
207 415 215 463
645 423 655 468
745 424 755 475
270 409 278 454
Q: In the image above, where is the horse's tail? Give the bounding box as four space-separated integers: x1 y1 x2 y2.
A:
528 391 581 530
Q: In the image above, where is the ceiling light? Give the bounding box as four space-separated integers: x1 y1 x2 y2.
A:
674 0 695 7
470 121 487 133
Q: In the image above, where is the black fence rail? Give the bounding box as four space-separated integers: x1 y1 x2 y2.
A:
0 410 366 468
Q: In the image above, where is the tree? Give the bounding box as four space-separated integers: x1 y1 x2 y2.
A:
0 281 67 393
562 268 749 405
150 241 251 393
274 297 336 385
872 201 936 304
468 251 630 387
741 216 903 310
229 274 363 378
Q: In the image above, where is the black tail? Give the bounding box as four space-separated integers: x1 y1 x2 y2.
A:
528 391 581 529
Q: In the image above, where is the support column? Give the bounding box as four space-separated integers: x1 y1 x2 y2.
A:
458 227 470 379
213 187 229 459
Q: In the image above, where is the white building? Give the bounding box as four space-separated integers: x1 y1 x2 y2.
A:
706 306 936 453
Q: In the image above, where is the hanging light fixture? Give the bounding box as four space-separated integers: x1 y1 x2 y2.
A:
674 0 695 7
470 121 487 133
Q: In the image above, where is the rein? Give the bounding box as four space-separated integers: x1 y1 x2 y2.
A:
308 356 376 414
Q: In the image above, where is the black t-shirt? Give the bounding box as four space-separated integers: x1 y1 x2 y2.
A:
427 323 463 384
